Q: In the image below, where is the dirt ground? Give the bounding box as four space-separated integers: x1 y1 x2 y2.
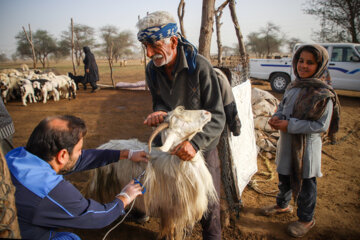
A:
5 76 360 240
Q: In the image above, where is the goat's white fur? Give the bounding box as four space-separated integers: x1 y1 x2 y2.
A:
86 107 217 240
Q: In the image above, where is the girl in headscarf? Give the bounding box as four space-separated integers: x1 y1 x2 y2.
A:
262 44 340 237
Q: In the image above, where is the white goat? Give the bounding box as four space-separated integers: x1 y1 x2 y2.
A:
20 80 36 106
20 63 29 71
86 106 217 240
41 81 60 103
0 75 21 103
66 79 77 99
51 75 71 98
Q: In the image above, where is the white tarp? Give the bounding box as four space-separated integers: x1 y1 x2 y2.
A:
228 80 258 197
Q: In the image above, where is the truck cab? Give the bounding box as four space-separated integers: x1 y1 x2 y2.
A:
250 43 360 93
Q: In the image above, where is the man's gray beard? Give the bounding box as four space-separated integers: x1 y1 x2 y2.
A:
153 52 173 67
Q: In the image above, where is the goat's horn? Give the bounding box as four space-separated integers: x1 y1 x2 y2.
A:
148 122 169 153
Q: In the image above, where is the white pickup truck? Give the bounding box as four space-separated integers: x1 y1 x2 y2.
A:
250 43 360 92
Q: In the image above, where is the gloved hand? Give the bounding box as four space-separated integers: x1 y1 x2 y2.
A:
171 141 196 161
116 180 143 207
128 150 149 163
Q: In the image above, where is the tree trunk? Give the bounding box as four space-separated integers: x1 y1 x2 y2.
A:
228 0 247 68
198 0 216 60
108 41 115 88
177 0 186 38
22 24 37 69
139 14 149 90
0 151 21 239
71 18 77 75
215 0 229 66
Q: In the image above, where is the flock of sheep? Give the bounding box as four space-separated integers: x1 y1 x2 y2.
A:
0 64 79 106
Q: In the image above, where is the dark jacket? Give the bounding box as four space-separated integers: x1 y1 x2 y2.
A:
83 47 99 83
146 45 226 152
0 97 15 140
6 147 125 240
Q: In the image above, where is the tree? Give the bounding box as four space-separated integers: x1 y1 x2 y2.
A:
60 23 96 66
100 25 118 87
33 30 58 68
260 22 283 56
246 32 267 58
113 31 135 63
16 31 34 60
11 53 17 62
0 53 9 62
304 0 360 43
16 29 57 68
198 0 216 60
287 37 302 53
246 22 283 57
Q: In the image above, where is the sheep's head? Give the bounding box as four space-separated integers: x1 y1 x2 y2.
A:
148 106 211 153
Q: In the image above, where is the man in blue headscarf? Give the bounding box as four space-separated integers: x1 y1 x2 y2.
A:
137 11 225 240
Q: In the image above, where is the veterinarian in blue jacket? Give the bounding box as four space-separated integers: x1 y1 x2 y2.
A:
6 115 148 240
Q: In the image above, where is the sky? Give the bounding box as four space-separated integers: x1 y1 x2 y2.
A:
0 0 320 57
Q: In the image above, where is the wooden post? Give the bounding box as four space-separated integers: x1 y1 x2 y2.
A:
215 0 230 66
0 151 21 239
228 0 248 68
22 24 36 69
71 18 77 75
198 0 216 60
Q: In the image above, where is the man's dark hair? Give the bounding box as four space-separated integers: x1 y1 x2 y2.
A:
26 115 87 162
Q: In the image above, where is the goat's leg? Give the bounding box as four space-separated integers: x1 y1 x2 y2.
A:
32 93 37 103
22 95 27 106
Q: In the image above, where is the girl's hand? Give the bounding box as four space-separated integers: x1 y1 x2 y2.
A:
270 119 289 133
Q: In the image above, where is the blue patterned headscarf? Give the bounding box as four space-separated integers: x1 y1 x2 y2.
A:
137 23 178 44
137 23 198 74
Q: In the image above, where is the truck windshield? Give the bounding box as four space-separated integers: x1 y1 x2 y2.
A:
355 46 360 55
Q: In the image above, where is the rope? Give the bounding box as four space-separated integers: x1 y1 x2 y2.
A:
248 152 278 198
102 198 136 240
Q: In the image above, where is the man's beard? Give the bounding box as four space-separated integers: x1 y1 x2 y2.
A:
58 157 77 175
152 52 173 67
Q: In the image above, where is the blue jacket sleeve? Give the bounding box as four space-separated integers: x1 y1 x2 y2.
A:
70 149 120 173
32 180 125 229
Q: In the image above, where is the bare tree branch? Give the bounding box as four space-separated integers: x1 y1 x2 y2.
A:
22 24 37 69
